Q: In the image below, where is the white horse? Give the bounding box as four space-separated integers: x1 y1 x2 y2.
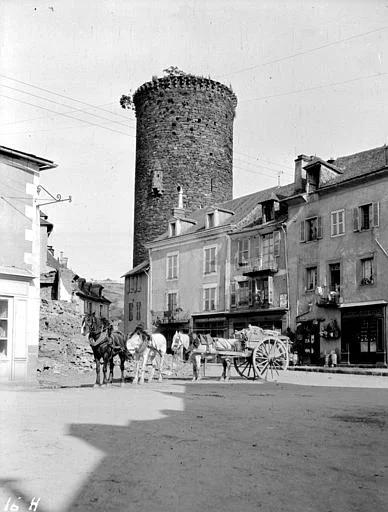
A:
126 332 167 384
189 334 241 381
171 331 190 372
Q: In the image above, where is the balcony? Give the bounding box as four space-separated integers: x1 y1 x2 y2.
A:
238 257 278 277
151 308 191 325
231 293 272 311
316 286 341 307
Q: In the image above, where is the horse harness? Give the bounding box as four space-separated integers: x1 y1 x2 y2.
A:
89 325 113 348
135 332 163 358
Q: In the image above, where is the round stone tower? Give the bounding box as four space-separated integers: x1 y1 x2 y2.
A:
132 73 237 266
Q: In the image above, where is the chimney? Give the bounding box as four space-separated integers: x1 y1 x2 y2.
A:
59 251 68 269
294 155 312 193
171 185 185 217
327 157 335 164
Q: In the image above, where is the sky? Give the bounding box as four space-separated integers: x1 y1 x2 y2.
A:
1 0 387 281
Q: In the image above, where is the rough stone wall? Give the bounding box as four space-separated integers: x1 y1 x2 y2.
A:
38 299 95 374
132 75 237 266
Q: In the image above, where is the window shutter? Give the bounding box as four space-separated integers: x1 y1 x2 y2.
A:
317 216 323 239
268 276 274 304
249 279 254 305
230 282 236 307
331 212 336 236
257 203 263 223
372 202 380 227
274 231 281 257
353 207 360 231
300 221 306 242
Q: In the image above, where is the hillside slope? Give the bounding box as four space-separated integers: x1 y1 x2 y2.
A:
100 279 124 326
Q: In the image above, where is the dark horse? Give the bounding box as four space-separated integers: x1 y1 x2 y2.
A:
81 313 130 386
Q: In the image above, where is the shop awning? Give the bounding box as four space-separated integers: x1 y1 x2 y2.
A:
296 309 325 323
339 300 387 308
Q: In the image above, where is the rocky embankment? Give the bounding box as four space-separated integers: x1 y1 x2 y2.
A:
38 300 192 386
38 300 95 375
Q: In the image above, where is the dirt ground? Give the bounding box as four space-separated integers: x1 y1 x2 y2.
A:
1 376 387 512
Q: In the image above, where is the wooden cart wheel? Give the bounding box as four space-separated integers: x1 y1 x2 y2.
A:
233 352 256 380
252 337 289 381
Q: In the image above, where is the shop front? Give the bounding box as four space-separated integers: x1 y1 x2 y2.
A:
0 270 38 381
340 301 387 365
226 308 287 338
192 314 228 338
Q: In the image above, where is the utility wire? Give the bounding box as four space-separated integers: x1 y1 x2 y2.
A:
241 71 388 103
0 102 116 127
0 73 135 122
234 155 294 174
234 157 293 177
233 163 284 180
234 150 292 170
0 84 135 129
217 26 388 78
0 94 135 137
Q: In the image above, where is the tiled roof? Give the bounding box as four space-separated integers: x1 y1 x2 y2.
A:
121 260 149 277
0 145 56 170
151 182 295 243
324 145 388 187
47 251 59 270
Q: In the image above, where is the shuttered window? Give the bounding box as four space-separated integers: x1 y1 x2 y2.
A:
331 209 345 236
354 202 379 231
204 246 217 274
306 267 318 291
230 282 237 307
166 253 178 280
237 239 249 265
301 217 322 242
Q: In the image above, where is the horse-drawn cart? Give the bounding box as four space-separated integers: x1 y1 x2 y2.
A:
190 326 290 382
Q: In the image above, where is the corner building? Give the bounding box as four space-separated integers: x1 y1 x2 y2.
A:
132 74 237 266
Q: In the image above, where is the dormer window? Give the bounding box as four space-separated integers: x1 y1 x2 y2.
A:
206 210 218 229
306 169 319 193
169 221 177 237
262 201 275 223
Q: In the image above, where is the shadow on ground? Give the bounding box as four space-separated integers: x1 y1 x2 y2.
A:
1 383 388 512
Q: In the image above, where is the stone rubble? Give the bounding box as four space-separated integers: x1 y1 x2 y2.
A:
38 299 193 382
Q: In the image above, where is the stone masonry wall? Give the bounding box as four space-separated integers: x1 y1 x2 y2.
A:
132 75 237 266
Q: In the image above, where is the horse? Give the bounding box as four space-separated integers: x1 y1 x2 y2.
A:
126 332 167 384
171 330 190 371
81 313 130 387
188 333 243 381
